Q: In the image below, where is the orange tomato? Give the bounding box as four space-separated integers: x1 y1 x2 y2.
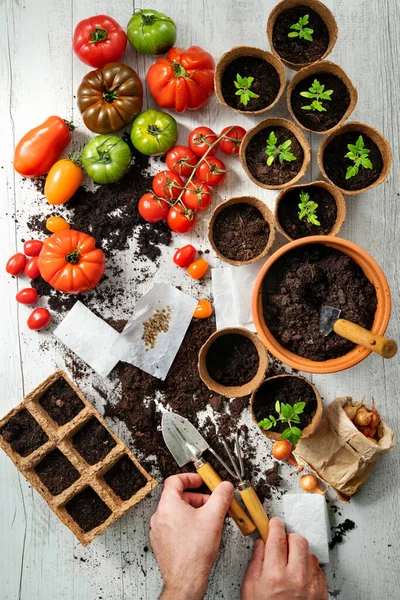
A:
45 155 84 205
188 259 208 280
46 216 70 233
193 299 212 319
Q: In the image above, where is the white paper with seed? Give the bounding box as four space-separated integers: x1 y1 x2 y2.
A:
111 283 198 380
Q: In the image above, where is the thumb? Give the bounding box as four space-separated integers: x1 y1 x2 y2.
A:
202 481 234 523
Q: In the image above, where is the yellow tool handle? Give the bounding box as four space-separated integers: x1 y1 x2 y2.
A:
239 485 269 542
334 319 397 359
196 461 256 536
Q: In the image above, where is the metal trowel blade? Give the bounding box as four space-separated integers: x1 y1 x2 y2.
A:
320 305 341 336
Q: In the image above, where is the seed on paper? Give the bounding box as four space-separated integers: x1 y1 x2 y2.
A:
142 307 172 350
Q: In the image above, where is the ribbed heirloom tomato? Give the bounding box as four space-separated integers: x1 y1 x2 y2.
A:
152 170 184 200
189 127 217 157
196 157 227 186
138 193 169 223
166 146 198 177
182 179 212 211
73 15 127 68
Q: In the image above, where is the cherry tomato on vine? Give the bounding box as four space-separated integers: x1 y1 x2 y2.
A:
188 127 217 157
166 146 198 177
16 288 39 305
188 259 208 280
27 308 51 331
219 126 247 155
138 193 169 223
24 257 41 280
167 205 196 234
193 299 212 319
46 216 70 233
6 253 27 276
152 170 184 200
182 179 212 212
23 240 43 257
173 244 196 268
196 157 227 186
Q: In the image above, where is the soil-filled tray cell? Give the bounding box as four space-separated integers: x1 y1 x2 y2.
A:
65 487 112 532
35 448 80 495
0 409 49 457
206 334 259 387
72 417 117 465
39 377 85 426
104 455 148 501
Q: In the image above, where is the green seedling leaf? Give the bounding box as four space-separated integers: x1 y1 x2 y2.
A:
288 14 314 40
300 79 333 112
265 132 297 166
234 73 259 106
345 135 373 179
293 401 306 414
275 400 281 413
298 190 320 226
258 418 272 430
259 398 305 445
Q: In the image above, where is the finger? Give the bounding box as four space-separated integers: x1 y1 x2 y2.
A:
200 481 234 524
244 538 265 582
308 553 320 574
318 569 328 600
161 473 203 500
263 517 288 572
181 491 210 508
287 533 309 571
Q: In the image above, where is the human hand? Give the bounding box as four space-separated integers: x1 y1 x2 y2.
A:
150 473 234 600
241 517 327 600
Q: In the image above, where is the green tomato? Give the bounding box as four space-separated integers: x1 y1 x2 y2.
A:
131 109 178 156
82 135 131 184
127 9 176 56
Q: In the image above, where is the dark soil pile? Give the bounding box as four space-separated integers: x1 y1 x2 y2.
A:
277 185 337 239
39 378 85 425
72 417 117 465
329 518 356 549
104 455 147 501
66 487 112 532
1 409 48 457
35 448 80 495
221 56 281 112
213 203 270 261
206 334 259 386
272 6 329 65
262 244 377 361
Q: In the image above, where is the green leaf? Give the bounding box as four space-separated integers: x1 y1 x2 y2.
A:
345 151 357 160
288 31 299 37
299 190 309 203
301 29 314 41
346 165 358 179
275 400 281 414
293 402 306 414
281 428 295 443
361 157 373 169
268 131 278 146
300 91 314 98
299 14 309 26
355 135 365 150
269 415 277 426
267 154 275 166
281 403 294 420
290 23 302 31
279 139 292 150
280 150 296 162
248 90 260 99
258 418 272 430
292 415 301 424
310 214 321 226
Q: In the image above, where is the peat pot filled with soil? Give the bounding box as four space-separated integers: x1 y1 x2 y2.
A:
240 118 310 190
318 122 392 195
209 196 276 265
267 0 338 70
275 181 346 241
198 328 268 398
215 46 286 115
252 236 392 374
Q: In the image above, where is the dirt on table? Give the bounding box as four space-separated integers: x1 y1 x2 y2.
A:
206 333 259 387
277 185 337 239
66 487 112 532
39 378 85 425
104 455 147 501
1 409 49 457
72 417 117 465
35 448 80 495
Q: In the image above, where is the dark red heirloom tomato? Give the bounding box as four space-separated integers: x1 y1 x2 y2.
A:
73 15 127 68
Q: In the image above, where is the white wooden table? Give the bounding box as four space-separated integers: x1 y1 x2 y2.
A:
1 0 399 598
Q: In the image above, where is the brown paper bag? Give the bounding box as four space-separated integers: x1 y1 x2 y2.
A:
293 397 395 501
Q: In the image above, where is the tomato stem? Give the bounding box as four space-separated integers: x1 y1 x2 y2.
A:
63 119 76 132
89 26 108 44
65 248 80 264
172 61 188 78
68 152 82 167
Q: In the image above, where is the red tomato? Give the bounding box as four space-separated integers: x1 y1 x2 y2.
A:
138 193 169 223
188 259 208 280
16 288 39 305
219 126 247 155
182 179 212 211
6 253 27 276
23 240 44 257
173 244 196 268
193 299 212 318
73 15 127 68
167 205 196 234
24 257 41 280
166 146 198 177
188 127 217 157
152 170 184 200
27 308 51 331
196 157 227 186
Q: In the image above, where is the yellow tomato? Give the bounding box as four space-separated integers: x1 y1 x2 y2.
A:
44 155 83 205
193 299 212 319
46 216 70 233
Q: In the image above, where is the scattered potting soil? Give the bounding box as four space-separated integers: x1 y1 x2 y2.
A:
0 409 48 457
212 203 270 261
35 448 80 495
39 377 85 425
329 518 356 549
221 56 281 112
323 131 383 190
245 126 304 186
272 6 330 65
262 244 377 361
72 417 117 465
277 185 337 239
66 487 112 532
291 73 350 132
206 333 259 387
104 455 147 501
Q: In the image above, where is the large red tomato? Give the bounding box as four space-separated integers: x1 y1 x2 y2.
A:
73 15 127 68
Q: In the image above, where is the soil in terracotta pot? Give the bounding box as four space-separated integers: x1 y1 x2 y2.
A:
206 334 259 387
213 203 270 261
253 376 317 433
245 126 304 186
323 131 383 191
35 448 80 495
262 244 377 361
291 73 350 132
277 185 337 239
104 455 147 501
72 417 116 465
1 409 49 457
39 378 85 426
66 487 112 532
221 56 281 112
272 6 329 65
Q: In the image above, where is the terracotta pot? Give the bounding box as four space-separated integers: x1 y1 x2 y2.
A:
198 327 268 399
252 236 392 374
318 121 392 195
239 117 311 190
267 0 338 70
250 374 323 440
274 180 346 242
287 60 358 135
208 195 276 266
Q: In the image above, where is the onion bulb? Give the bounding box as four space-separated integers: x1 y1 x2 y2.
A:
343 398 364 421
370 399 381 428
354 406 373 427
272 440 293 461
300 474 327 495
367 437 378 444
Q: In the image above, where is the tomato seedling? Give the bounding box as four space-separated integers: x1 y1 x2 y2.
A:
258 400 305 445
298 190 320 226
265 131 296 166
288 14 314 41
234 74 259 107
300 79 333 112
345 135 373 180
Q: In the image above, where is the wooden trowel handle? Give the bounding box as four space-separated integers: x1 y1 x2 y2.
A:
334 319 397 358
239 484 269 542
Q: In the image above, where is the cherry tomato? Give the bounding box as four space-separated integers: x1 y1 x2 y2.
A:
44 156 84 205
27 308 51 331
152 170 184 200
16 288 39 305
188 259 208 279
188 127 217 157
46 216 70 233
23 240 43 257
219 126 247 155
182 179 212 212
167 205 196 234
24 257 41 280
193 299 212 318
6 253 27 276
173 244 196 268
166 146 198 177
138 193 169 223
196 157 227 187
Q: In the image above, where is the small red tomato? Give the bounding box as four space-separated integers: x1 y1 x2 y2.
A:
24 256 41 280
6 253 27 276
173 244 196 268
196 157 227 187
152 170 185 200
166 146 198 177
27 308 51 331
16 288 39 305
182 179 212 212
23 240 44 257
189 127 218 157
138 193 169 223
219 126 247 155
188 259 208 280
193 299 212 318
167 205 196 234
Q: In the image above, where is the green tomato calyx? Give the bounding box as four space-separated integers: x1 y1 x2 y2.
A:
103 83 120 103
147 124 163 138
141 13 157 26
89 26 108 44
65 248 81 264
172 61 188 78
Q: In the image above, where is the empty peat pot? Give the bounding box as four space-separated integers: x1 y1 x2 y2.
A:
267 0 338 70
251 374 323 441
208 196 276 266
198 327 268 398
252 236 392 374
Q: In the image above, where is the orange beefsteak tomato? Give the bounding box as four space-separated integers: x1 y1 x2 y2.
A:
38 230 106 294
